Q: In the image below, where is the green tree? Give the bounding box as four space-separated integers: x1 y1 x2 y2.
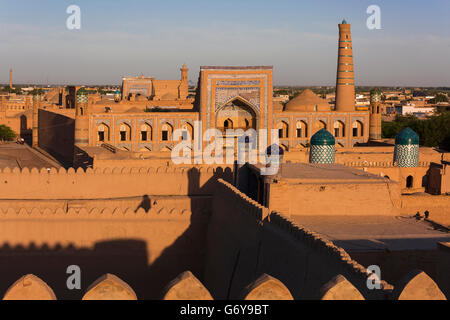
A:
0 125 16 141
382 112 450 150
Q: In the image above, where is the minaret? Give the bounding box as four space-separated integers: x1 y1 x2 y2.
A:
181 64 188 82
335 20 356 112
179 64 189 99
369 88 382 140
32 91 41 147
74 88 89 147
9 69 12 89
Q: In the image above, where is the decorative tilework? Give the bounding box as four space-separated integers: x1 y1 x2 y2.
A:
76 95 88 104
310 145 335 164
394 144 419 167
214 87 260 111
216 80 260 86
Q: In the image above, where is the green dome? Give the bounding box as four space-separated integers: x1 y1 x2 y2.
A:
77 88 88 96
370 88 381 95
395 128 419 145
115 90 121 95
311 129 335 146
342 19 348 24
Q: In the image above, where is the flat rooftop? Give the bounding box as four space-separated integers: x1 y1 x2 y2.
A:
292 215 450 252
0 143 59 169
252 163 388 184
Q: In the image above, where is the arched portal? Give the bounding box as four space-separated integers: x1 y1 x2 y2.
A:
216 98 258 133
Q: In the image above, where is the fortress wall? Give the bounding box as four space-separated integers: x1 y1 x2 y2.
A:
269 180 402 217
0 206 209 300
0 166 233 200
205 180 393 300
38 109 75 166
0 196 212 217
257 212 392 299
204 179 269 299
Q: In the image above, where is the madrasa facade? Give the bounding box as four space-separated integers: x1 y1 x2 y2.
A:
27 21 373 158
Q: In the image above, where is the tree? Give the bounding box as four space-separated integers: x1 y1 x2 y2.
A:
0 125 16 141
382 112 450 150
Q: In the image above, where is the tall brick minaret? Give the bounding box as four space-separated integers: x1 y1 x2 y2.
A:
335 20 355 112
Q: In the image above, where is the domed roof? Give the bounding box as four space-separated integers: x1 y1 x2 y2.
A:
284 89 330 112
395 127 419 145
77 87 88 96
311 129 335 146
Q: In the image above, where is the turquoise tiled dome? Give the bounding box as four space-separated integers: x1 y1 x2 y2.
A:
76 88 88 96
311 129 335 146
115 90 121 95
395 128 419 146
394 128 419 167
310 129 335 164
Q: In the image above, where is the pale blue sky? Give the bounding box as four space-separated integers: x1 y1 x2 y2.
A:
1 0 449 86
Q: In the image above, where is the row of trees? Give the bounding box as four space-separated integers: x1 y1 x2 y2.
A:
382 112 450 151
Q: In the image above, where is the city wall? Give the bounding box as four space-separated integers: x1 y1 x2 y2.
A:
204 179 393 300
0 166 233 200
0 206 208 300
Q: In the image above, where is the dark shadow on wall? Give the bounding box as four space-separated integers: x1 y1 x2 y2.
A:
38 109 75 168
0 166 234 300
135 195 152 213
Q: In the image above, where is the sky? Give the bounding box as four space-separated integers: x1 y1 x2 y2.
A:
1 0 449 86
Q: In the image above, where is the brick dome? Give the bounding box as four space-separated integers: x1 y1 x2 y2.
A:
284 89 330 112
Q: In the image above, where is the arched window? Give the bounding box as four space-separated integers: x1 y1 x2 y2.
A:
296 121 308 138
140 123 152 142
224 119 233 130
334 121 346 138
406 176 414 189
97 123 110 142
181 122 193 141
119 123 131 142
161 123 173 141
278 121 289 139
352 121 364 137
